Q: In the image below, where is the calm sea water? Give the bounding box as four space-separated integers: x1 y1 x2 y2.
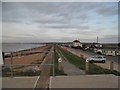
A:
2 43 46 52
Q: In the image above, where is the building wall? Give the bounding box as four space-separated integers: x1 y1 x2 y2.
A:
73 42 82 47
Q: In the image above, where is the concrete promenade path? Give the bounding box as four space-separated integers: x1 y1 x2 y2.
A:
2 76 38 88
35 46 53 89
61 59 85 75
56 50 85 75
50 75 118 88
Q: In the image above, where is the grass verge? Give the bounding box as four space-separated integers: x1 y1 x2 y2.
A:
50 47 67 76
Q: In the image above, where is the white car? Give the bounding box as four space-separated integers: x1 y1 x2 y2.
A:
86 55 106 63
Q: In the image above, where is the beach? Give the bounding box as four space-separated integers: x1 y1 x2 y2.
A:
3 44 52 65
2 44 53 77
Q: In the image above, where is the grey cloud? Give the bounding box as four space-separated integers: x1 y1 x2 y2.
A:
1 2 91 23
35 19 67 25
53 36 75 42
95 3 118 16
2 19 22 23
2 34 35 38
2 2 117 43
2 35 39 43
79 14 88 21
100 35 118 43
81 2 118 16
0 2 2 21
15 34 36 37
3 2 117 24
45 24 90 30
2 2 70 24
83 2 101 10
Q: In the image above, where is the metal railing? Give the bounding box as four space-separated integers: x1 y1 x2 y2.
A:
2 50 55 78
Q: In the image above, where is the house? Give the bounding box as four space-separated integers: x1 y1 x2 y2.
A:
105 50 116 56
94 43 119 56
103 43 118 56
81 42 103 51
72 40 82 48
116 50 120 55
102 49 118 56
94 48 118 56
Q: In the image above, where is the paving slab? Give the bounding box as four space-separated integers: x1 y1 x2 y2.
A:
61 60 85 75
2 76 39 88
50 75 118 88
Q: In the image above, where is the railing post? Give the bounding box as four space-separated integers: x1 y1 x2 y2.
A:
85 61 89 74
10 52 14 78
110 61 114 71
52 45 55 77
2 52 5 63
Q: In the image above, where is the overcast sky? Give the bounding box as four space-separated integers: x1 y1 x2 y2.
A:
2 2 118 43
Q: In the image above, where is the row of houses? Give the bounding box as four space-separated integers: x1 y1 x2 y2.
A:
94 48 120 56
63 40 120 56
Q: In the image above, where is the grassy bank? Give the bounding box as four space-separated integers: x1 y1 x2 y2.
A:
50 46 67 76
57 46 120 76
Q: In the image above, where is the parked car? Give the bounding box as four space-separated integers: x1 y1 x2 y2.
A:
86 55 106 63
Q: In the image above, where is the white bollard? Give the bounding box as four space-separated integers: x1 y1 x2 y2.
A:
58 58 62 71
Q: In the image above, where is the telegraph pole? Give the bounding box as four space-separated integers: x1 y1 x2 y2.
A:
97 36 98 44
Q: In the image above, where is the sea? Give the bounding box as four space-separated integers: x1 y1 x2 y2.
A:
2 43 45 52
0 43 45 64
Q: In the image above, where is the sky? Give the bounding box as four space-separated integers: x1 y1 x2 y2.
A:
2 2 118 43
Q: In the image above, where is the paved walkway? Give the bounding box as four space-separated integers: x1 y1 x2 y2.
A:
56 50 85 75
61 60 85 75
35 46 53 89
50 75 118 88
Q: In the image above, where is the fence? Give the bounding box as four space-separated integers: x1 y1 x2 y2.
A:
2 50 54 77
